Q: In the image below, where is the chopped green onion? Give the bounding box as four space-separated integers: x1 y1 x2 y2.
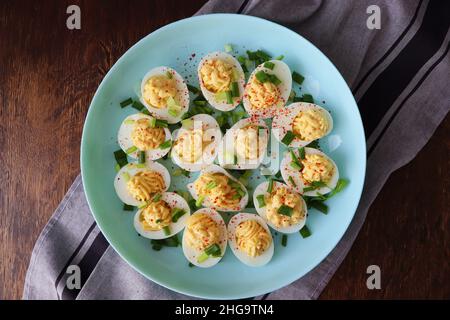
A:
126 146 138 154
255 70 269 83
141 109 151 115
300 94 314 103
256 50 271 62
231 193 241 200
298 147 306 159
148 117 156 128
188 262 194 268
193 100 207 106
197 252 209 263
215 91 227 101
152 244 162 251
123 204 134 211
233 154 238 165
152 193 162 202
281 131 296 145
122 172 130 182
278 205 293 216
124 119 135 125
195 195 205 207
138 201 148 209
311 181 328 189
156 219 162 223
292 71 305 85
173 168 190 177
290 162 303 170
289 90 296 102
267 178 274 193
308 140 320 149
299 225 311 238
290 149 304 171
187 84 200 94
264 61 275 70
171 208 186 223
327 179 349 198
281 234 288 247
302 186 315 193
135 163 146 168
166 71 173 79
238 170 252 186
225 90 233 104
132 100 145 111
114 150 128 167
274 55 284 60
246 50 258 60
224 43 233 52
288 176 297 187
244 59 253 72
181 118 193 128
138 151 146 164
206 181 217 190
256 194 266 207
310 201 328 214
268 74 282 85
120 97 133 108
230 82 239 97
155 119 168 128
151 235 179 248
163 226 171 236
114 163 120 172
205 243 221 256
158 140 172 149
237 55 246 64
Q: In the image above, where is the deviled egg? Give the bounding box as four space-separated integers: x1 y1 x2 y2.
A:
114 161 170 207
198 52 245 111
134 192 190 240
140 66 189 124
280 147 339 196
272 102 333 148
243 60 292 119
171 114 222 172
118 113 172 161
253 180 307 233
187 164 248 212
217 117 269 170
228 213 274 267
182 208 227 268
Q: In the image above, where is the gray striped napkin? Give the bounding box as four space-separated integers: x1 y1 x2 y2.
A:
23 0 449 300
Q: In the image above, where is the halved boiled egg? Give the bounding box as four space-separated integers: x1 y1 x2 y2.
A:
272 102 333 148
114 161 170 207
118 113 172 161
133 192 190 240
280 147 339 196
253 180 307 234
243 60 292 119
187 164 248 212
198 52 245 111
228 213 274 267
171 114 222 172
217 117 269 170
182 208 227 268
140 66 189 124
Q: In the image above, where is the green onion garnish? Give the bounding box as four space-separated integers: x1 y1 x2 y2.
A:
138 151 146 164
195 195 205 207
141 109 151 115
256 50 271 62
231 193 241 200
122 172 130 182
135 163 146 168
163 226 171 236
168 107 179 117
230 82 239 97
114 149 128 167
281 234 288 247
132 100 145 111
288 176 296 187
302 186 315 193
206 181 217 190
147 117 156 128
205 243 221 256
278 205 293 216
290 162 303 170
114 163 120 172
238 170 252 186
299 225 311 238
298 147 306 159
281 131 296 145
215 91 227 102
246 50 258 60
193 100 207 106
197 252 209 263
123 204 134 211
300 94 314 103
151 235 179 247
171 208 186 223
290 149 304 171
308 140 320 149
225 90 233 104
120 97 133 108
233 154 238 165
264 61 275 70
188 262 194 268
224 43 233 52
152 244 162 251
255 70 269 83
126 146 138 154
274 55 284 60
310 201 328 214
267 178 274 193
124 119 135 125
166 71 173 79
268 74 282 85
311 181 328 189
152 193 162 202
187 84 199 94
327 179 349 198
159 140 172 149
256 194 266 207
155 119 168 128
156 219 162 223
237 55 246 64
292 71 305 85
244 59 253 72
138 201 148 209
173 168 190 177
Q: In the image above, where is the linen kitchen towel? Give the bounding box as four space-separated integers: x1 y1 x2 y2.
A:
23 0 450 300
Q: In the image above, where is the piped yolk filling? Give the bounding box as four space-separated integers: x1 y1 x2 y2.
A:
200 59 234 93
235 220 271 257
131 118 166 150
194 173 241 209
292 109 329 141
265 187 304 228
301 154 334 185
185 213 221 251
143 74 177 109
127 171 165 202
247 79 280 110
140 200 171 231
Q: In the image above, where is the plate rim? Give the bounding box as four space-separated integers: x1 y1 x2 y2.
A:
80 13 367 299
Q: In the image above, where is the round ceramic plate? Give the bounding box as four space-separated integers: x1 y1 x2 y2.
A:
81 14 366 299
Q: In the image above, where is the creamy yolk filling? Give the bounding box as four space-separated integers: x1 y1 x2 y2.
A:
131 118 166 150
247 79 280 110
265 187 305 228
200 59 234 93
235 125 259 160
235 220 271 257
301 154 334 185
185 213 221 251
139 200 171 231
292 109 329 141
173 128 212 163
194 173 240 209
143 74 177 109
127 171 165 202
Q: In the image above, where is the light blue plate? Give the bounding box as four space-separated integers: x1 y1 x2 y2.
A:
81 14 366 299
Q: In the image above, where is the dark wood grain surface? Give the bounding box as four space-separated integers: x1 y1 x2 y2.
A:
0 0 448 300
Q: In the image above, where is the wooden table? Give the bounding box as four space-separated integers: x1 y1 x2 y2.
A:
1 0 448 300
